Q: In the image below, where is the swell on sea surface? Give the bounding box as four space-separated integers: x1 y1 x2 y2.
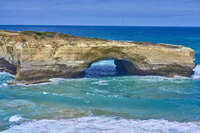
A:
2 116 200 133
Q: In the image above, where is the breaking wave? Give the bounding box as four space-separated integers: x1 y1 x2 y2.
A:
2 116 200 133
193 65 200 79
9 115 23 123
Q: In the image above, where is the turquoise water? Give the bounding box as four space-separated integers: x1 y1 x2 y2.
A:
0 26 200 132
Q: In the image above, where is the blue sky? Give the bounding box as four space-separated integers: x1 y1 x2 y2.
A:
0 0 200 26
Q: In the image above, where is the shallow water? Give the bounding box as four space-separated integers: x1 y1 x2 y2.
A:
0 26 200 132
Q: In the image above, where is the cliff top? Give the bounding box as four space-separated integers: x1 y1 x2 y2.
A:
0 30 183 49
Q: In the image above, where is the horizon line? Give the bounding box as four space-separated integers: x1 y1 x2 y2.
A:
0 24 200 28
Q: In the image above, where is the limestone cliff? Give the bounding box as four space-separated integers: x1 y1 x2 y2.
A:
0 30 196 84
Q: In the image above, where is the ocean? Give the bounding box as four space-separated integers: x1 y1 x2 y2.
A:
0 25 200 133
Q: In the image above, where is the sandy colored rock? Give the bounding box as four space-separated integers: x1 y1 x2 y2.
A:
0 30 196 84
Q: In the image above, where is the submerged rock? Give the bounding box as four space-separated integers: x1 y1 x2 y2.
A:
0 30 196 84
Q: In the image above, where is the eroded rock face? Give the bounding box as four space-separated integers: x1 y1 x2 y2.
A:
0 30 196 84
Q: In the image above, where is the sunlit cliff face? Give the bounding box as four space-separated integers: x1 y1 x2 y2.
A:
0 30 196 84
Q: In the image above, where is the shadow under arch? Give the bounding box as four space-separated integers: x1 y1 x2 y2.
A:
83 58 141 78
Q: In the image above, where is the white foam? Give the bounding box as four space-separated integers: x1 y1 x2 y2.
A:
9 115 23 123
131 75 189 83
15 81 50 87
192 65 200 79
2 116 200 133
42 91 48 95
91 80 109 86
49 78 66 82
0 83 8 88
0 72 15 77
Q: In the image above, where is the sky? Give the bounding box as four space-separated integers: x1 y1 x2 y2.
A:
0 0 200 26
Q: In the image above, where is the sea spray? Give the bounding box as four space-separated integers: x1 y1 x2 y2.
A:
193 65 200 79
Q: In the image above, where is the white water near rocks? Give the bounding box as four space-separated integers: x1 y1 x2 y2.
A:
193 65 200 79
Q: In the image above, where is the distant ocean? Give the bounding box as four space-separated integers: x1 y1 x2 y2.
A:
0 25 200 133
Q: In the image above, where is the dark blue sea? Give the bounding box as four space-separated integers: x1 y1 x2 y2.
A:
0 25 200 133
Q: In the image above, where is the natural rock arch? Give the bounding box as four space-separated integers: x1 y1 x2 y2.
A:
0 30 196 84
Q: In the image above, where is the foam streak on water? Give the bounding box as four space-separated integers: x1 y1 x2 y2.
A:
2 116 200 133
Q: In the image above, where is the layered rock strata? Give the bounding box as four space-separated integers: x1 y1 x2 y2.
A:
0 30 196 84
